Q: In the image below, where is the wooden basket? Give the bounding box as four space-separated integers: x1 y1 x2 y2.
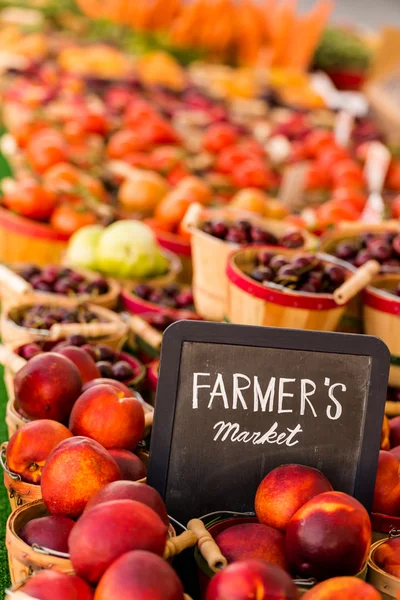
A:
226 248 356 331
6 500 73 585
121 284 200 321
1 443 42 511
367 538 400 599
0 207 70 267
370 513 400 543
129 315 163 360
321 221 400 333
146 221 192 284
0 264 120 310
146 359 159 404
6 398 29 440
1 294 128 350
184 204 318 321
363 276 400 388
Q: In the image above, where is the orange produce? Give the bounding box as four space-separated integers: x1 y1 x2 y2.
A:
374 537 400 578
107 129 148 159
3 179 57 221
50 204 97 236
22 570 94 600
155 176 211 228
373 451 400 516
118 171 169 214
381 415 391 450
26 128 69 174
107 449 146 482
44 163 106 201
230 188 267 215
302 577 381 600
387 160 400 191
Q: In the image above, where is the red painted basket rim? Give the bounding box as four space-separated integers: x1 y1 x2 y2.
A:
371 511 400 533
363 285 400 315
119 351 146 386
147 359 159 391
0 206 71 242
121 288 200 320
146 221 191 257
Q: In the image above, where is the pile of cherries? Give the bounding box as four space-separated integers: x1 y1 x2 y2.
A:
18 335 135 382
13 305 102 330
387 387 400 404
134 283 195 311
19 265 109 297
201 219 305 248
334 232 400 273
249 251 347 294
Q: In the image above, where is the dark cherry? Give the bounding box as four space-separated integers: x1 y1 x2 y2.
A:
67 334 87 347
325 265 346 286
135 284 152 300
226 228 248 244
19 343 43 360
280 231 304 249
395 283 400 297
112 361 134 382
250 228 278 245
355 249 373 267
211 222 228 239
269 255 289 271
20 265 41 281
367 239 392 261
335 241 358 261
300 283 317 293
175 290 194 308
81 344 100 361
392 236 400 256
251 267 274 282
258 250 275 266
96 361 114 378
97 344 117 362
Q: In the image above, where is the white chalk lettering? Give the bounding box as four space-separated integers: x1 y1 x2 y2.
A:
192 373 210 409
300 379 317 417
208 373 229 409
327 383 345 420
278 378 295 413
253 376 275 412
232 373 250 410
213 420 302 446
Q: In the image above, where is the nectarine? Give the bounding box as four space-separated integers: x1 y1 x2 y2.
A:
391 446 400 460
373 450 400 516
19 515 75 553
205 559 298 600
108 448 147 481
302 577 381 599
69 499 168 583
82 378 135 397
56 346 100 384
374 537 400 578
41 436 121 518
22 570 93 600
255 464 333 531
94 550 184 600
69 384 145 450
84 480 169 525
6 420 72 484
14 353 82 422
382 415 391 450
285 491 371 580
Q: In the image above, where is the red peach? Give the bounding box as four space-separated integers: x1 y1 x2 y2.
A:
255 464 333 531
56 346 100 384
391 446 400 460
108 449 147 481
84 480 169 525
382 415 391 450
19 515 75 553
14 353 82 422
69 384 144 451
374 537 400 578
391 417 400 448
302 577 381 599
215 523 288 571
6 419 72 484
69 499 168 584
285 491 371 580
41 436 121 518
94 550 183 600
22 570 93 600
82 378 134 397
205 559 298 600
373 451 400 516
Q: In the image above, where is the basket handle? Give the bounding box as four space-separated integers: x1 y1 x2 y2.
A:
187 518 228 573
129 315 163 350
144 411 154 430
163 530 198 561
0 265 32 295
0 344 27 372
49 321 126 340
333 260 380 305
181 202 203 234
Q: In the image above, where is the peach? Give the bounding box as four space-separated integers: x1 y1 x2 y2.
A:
82 378 135 397
215 523 288 571
108 449 147 481
69 384 145 451
14 353 82 422
205 559 298 600
6 419 72 484
56 346 100 384
41 436 121 518
391 446 400 460
69 499 168 584
19 515 75 553
255 464 333 531
22 570 93 600
94 550 184 600
84 481 169 525
302 577 381 599
382 415 391 450
285 491 371 580
374 537 400 578
373 450 400 516
391 417 400 448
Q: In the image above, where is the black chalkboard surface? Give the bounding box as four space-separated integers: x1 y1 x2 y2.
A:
147 322 390 523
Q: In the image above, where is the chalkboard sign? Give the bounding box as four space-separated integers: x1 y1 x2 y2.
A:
148 322 390 523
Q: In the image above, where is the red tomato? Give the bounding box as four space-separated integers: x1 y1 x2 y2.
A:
3 179 57 221
107 130 148 159
124 102 158 128
305 163 330 190
331 159 364 189
78 111 108 135
13 120 49 149
26 129 68 174
203 123 239 154
387 161 400 191
316 145 350 171
331 187 367 212
216 146 250 174
289 141 309 162
151 146 183 174
316 200 360 228
232 160 273 189
140 117 180 145
123 153 154 170
238 138 265 157
304 130 335 157
50 203 97 236
391 195 400 218
167 163 191 185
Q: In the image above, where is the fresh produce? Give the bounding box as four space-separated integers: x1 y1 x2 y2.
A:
107 449 147 481
66 225 104 270
255 464 333 531
314 27 372 73
19 515 75 553
55 346 101 384
14 353 82 422
18 264 109 297
333 233 400 273
374 537 400 577
372 451 400 516
6 420 73 483
41 436 122 518
94 550 184 600
205 560 298 600
382 415 391 450
68 384 145 451
68 499 168 583
133 283 195 312
201 219 305 248
82 378 136 396
21 570 94 600
13 304 102 330
285 491 371 579
302 577 381 599
390 416 400 447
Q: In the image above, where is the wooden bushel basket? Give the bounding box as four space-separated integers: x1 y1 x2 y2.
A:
6 398 28 440
368 538 400 599
1 444 42 511
121 284 200 321
371 513 400 543
146 220 193 284
184 203 318 322
226 247 379 331
363 276 400 388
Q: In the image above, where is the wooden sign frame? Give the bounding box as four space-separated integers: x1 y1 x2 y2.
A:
148 321 390 518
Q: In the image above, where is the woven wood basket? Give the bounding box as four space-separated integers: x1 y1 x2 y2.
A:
367 538 400 599
363 276 400 388
121 283 200 321
5 398 29 440
321 221 400 333
6 500 73 585
0 264 120 310
147 222 192 284
226 248 357 331
1 443 41 511
184 203 318 321
129 315 163 360
1 294 128 350
370 513 400 543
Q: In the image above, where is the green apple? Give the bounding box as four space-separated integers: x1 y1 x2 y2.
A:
65 225 104 270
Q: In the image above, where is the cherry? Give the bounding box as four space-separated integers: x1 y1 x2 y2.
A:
96 361 114 378
112 361 134 382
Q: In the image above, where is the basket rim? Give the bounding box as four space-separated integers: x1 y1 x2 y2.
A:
146 222 191 257
364 281 400 315
147 359 160 390
120 286 200 321
0 205 70 242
